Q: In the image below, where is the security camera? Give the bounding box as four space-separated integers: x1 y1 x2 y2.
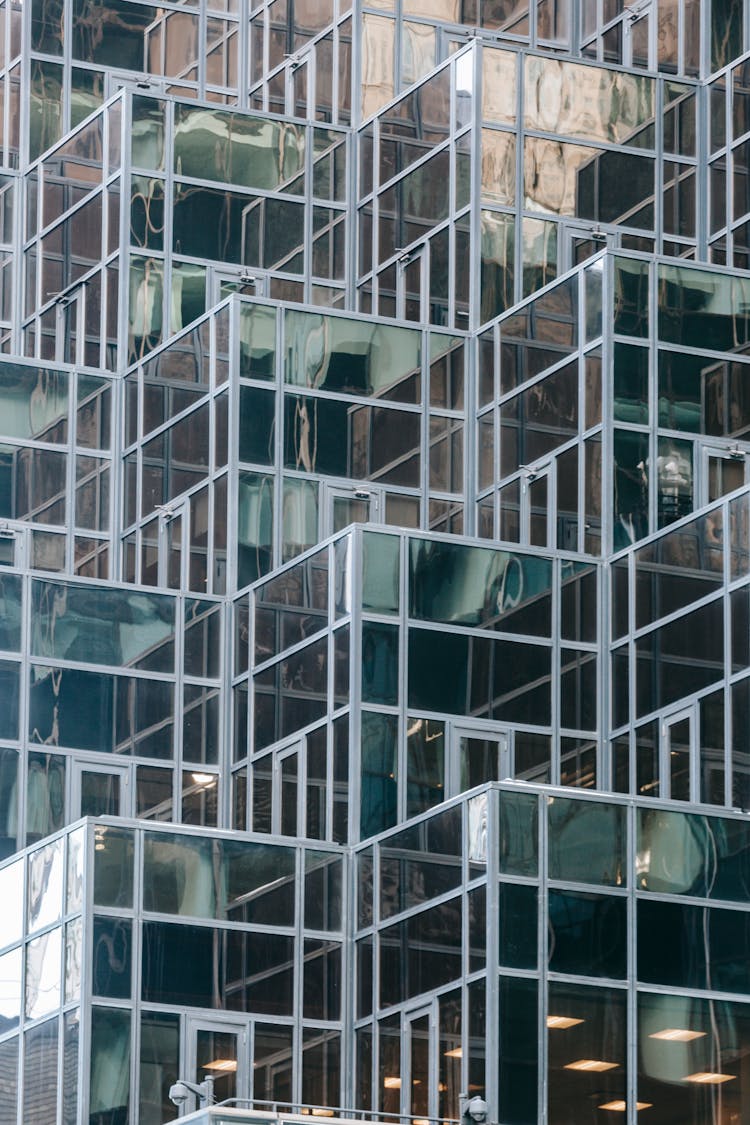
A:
465 1097 489 1123
168 1082 191 1106
169 1079 212 1108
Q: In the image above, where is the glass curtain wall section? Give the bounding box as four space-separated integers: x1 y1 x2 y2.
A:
475 250 750 554
21 89 349 372
0 570 225 848
356 785 750 1125
0 355 113 576
609 485 750 809
22 96 123 371
0 820 346 1124
235 526 601 844
358 43 700 326
247 0 353 124
9 790 750 1123
357 49 474 331
475 256 605 552
121 295 468 595
26 0 244 162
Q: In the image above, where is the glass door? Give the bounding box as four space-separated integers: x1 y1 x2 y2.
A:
403 1006 438 1123
451 723 512 794
660 708 696 801
185 1018 248 1111
272 741 304 836
158 503 187 589
521 464 552 548
210 267 268 305
561 222 614 271
397 246 426 323
72 760 132 818
285 50 311 118
701 445 748 505
55 287 84 366
322 483 383 537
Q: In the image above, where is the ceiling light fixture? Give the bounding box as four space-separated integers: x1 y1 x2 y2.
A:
649 1028 706 1042
547 1016 584 1030
564 1059 618 1072
202 1058 237 1072
190 772 216 786
598 1101 652 1112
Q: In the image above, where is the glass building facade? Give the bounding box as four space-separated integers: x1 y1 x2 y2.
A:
3 0 750 1123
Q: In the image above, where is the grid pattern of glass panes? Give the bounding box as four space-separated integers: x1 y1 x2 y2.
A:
235 526 601 844
0 572 225 854
121 296 468 595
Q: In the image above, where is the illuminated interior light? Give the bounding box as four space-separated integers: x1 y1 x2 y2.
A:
649 1028 706 1042
203 1058 237 1072
598 1101 652 1112
547 1016 584 1030
684 1072 735 1084
191 772 216 785
564 1059 618 1072
444 1047 463 1058
383 1077 401 1089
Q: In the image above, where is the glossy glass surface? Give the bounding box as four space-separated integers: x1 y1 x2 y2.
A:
27 837 63 933
548 797 626 886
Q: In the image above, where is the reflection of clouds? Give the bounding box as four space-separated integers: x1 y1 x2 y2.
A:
481 131 516 206
401 21 436 89
525 56 655 146
28 838 64 932
361 15 395 118
524 138 598 216
25 928 62 1021
468 794 488 863
65 918 82 1003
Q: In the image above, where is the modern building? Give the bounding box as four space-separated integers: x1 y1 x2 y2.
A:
3 0 750 1123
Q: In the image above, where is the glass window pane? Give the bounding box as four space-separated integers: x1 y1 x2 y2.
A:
89 1006 131 1123
548 797 626 886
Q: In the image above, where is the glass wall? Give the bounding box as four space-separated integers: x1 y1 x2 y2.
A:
236 526 601 844
121 295 467 595
355 785 750 1125
0 819 344 1124
9 789 750 1124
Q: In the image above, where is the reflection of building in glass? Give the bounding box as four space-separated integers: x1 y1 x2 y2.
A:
5 0 750 1123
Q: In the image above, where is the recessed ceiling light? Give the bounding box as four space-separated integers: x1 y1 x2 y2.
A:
444 1047 463 1058
383 1077 401 1089
547 1016 584 1030
191 772 215 786
203 1058 237 1072
684 1072 735 1084
650 1028 706 1042
564 1059 618 1072
598 1101 652 1112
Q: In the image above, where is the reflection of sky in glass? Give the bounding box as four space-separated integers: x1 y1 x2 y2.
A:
65 918 82 1003
66 826 85 914
0 861 23 948
0 946 21 1028
455 50 473 98
27 838 64 934
25 927 62 1020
